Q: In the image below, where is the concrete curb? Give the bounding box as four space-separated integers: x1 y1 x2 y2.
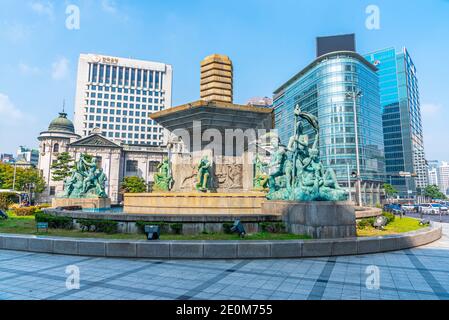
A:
0 223 442 259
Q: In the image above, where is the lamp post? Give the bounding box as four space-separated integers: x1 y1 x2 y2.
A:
346 90 363 207
12 162 17 191
346 162 352 202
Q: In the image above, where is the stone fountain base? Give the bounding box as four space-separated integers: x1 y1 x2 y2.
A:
52 197 111 211
261 201 356 239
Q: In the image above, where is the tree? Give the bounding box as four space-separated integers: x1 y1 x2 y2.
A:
0 162 46 193
424 184 447 200
51 152 75 181
121 176 147 193
383 183 398 197
0 192 19 211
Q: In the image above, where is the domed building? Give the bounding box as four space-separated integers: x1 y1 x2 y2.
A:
38 112 81 202
37 111 167 204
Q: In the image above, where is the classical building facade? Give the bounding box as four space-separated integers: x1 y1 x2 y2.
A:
38 112 167 204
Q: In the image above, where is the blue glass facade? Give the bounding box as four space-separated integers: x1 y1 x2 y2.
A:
273 52 385 196
364 48 427 198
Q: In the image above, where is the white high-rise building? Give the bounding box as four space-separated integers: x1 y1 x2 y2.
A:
74 54 173 146
439 161 449 196
427 160 440 186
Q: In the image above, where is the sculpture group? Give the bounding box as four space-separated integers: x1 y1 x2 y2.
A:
152 155 212 192
150 104 346 201
63 154 108 198
265 104 348 201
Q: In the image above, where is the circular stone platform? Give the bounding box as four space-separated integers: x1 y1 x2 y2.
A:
0 222 441 259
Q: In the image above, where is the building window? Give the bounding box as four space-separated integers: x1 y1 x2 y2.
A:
149 161 159 173
53 143 59 153
49 186 56 196
126 160 138 173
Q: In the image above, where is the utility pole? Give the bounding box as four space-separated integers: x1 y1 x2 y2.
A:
346 90 363 207
347 162 352 202
12 162 17 191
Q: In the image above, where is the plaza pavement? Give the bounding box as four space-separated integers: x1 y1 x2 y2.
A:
0 223 448 300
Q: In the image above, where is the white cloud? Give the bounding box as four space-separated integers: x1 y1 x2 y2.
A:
0 94 38 154
101 0 117 13
18 63 41 75
51 57 70 80
100 0 129 22
30 1 54 18
0 94 24 125
0 21 30 43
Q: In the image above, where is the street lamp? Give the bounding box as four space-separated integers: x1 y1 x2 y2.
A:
346 161 352 202
12 162 17 191
346 90 363 207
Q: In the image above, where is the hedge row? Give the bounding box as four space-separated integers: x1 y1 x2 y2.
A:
77 219 118 234
35 212 73 229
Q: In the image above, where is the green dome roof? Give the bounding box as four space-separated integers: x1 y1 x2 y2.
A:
48 112 75 133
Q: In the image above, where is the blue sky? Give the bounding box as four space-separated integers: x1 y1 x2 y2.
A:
0 0 448 161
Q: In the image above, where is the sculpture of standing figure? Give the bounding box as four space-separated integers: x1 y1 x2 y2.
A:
95 168 108 198
153 156 174 191
196 156 211 192
253 155 269 190
63 169 77 198
82 156 98 194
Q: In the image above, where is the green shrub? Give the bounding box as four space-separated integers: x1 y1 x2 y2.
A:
357 218 376 229
169 223 183 234
77 219 118 234
12 206 38 216
135 221 168 234
382 212 395 225
35 212 73 229
357 219 370 229
260 222 286 233
121 176 148 193
0 192 19 211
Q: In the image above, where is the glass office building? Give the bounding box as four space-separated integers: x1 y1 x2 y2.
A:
74 54 173 146
273 51 385 204
364 48 427 198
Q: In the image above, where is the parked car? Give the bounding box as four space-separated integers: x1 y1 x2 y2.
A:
419 203 447 215
402 204 418 212
383 203 403 214
439 201 449 207
431 203 448 212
